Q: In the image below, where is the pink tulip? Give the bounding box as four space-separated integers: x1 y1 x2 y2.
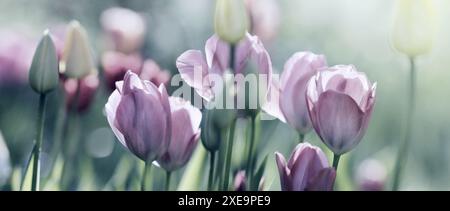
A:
102 51 143 91
140 59 171 87
100 7 146 54
63 73 99 113
264 52 327 134
176 33 272 102
356 159 386 191
245 0 280 44
157 97 201 172
275 142 336 191
306 65 376 155
0 30 35 85
105 71 171 161
233 171 247 191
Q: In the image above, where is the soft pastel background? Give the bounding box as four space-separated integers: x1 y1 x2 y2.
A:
1 0 450 190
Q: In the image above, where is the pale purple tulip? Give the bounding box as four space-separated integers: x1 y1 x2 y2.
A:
157 97 201 171
306 65 376 155
176 33 272 102
100 7 146 54
105 71 171 161
264 52 327 134
275 142 336 191
102 51 143 91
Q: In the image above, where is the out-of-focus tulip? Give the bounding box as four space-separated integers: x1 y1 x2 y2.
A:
28 30 59 94
275 142 336 191
0 30 35 85
264 52 327 135
233 171 247 191
214 0 249 44
63 73 100 113
140 59 171 87
105 71 171 161
306 65 376 155
0 131 11 187
60 20 97 79
356 159 387 191
245 0 280 44
392 0 436 56
102 51 143 91
157 97 201 171
100 7 146 54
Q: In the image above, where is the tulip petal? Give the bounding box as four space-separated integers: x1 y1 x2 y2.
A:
275 152 290 191
176 50 214 101
205 35 230 75
105 90 127 148
115 89 168 161
314 90 365 155
306 168 336 191
262 77 286 123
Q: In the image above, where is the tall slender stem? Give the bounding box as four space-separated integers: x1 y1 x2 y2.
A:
31 94 47 191
246 115 256 187
298 133 305 143
392 57 416 191
332 154 341 171
166 171 172 191
208 151 216 191
222 119 236 191
141 161 151 191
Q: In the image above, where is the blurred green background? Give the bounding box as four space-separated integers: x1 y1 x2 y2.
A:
1 0 450 191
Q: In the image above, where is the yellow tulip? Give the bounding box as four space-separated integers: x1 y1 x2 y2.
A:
392 0 436 57
60 20 97 78
214 0 249 44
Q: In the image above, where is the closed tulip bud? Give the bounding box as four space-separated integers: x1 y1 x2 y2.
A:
105 71 171 161
275 142 336 191
306 65 376 155
233 171 247 191
157 97 201 172
392 0 436 56
60 20 97 79
64 73 99 113
28 30 59 94
264 52 327 134
215 0 249 44
201 109 221 151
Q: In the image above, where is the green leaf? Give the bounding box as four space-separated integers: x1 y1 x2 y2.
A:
177 144 207 191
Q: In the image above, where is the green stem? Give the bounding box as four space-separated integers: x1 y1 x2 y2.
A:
31 94 47 191
208 151 216 191
246 116 256 186
166 171 172 191
222 119 236 191
298 133 305 143
332 154 341 172
392 57 416 191
141 161 151 191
